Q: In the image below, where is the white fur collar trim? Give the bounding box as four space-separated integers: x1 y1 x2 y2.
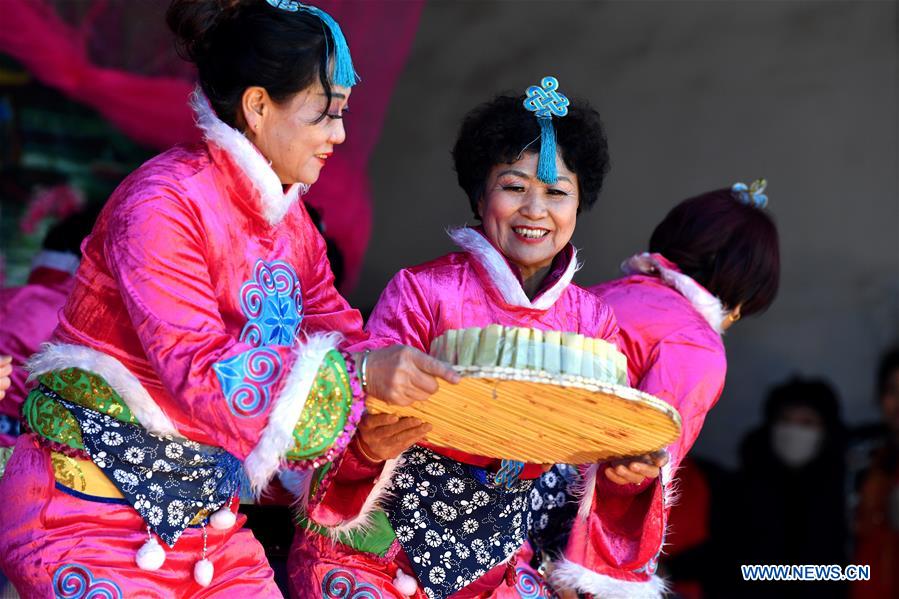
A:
548 559 668 599
448 227 580 311
26 343 180 437
622 253 727 334
190 88 305 226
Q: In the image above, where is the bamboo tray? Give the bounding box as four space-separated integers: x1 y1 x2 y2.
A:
366 366 682 463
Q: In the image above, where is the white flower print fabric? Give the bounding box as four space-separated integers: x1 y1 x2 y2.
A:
57 397 241 547
385 447 534 598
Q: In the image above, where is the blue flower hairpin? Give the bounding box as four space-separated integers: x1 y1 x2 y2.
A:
265 0 359 88
523 76 570 184
732 178 769 208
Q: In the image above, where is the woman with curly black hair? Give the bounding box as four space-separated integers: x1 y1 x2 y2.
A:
287 80 623 598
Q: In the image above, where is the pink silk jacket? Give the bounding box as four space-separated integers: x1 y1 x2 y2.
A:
32 93 367 490
547 253 727 599
289 227 620 599
0 93 366 598
0 261 74 446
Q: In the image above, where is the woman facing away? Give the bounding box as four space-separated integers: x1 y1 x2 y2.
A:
0 1 457 597
286 82 663 599
533 181 780 598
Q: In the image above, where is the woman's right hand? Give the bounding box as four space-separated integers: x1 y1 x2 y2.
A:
359 345 460 406
356 413 432 462
604 450 669 485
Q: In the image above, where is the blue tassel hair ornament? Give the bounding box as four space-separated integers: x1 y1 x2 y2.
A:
731 178 769 209
522 76 570 184
266 0 359 88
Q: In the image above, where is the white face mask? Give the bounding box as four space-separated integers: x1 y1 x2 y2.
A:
772 423 823 467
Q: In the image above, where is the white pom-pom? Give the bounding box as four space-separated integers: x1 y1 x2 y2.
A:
193 558 214 587
209 508 237 530
135 537 166 571
393 568 418 596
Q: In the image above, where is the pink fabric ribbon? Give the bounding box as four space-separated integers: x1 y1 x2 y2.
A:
0 0 424 292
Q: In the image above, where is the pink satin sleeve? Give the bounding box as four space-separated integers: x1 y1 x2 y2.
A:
308 439 385 525
103 192 314 460
0 282 70 422
299 209 367 347
569 335 726 572
348 269 433 353
636 337 726 471
315 269 435 518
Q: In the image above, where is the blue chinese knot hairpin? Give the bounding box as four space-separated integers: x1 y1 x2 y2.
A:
731 179 769 208
523 76 570 184
265 0 359 88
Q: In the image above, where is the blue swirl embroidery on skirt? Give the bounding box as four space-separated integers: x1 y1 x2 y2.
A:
53 563 123 599
321 568 383 599
514 567 558 599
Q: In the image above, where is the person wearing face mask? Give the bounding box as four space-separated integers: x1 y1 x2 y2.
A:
852 347 899 599
734 377 848 598
287 79 626 599
0 1 457 596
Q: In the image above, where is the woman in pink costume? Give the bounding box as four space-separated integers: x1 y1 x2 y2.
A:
288 82 634 599
0 1 455 597
0 209 98 448
536 181 780 598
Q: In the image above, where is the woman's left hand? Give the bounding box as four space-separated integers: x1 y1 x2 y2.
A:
356 412 432 463
603 449 669 485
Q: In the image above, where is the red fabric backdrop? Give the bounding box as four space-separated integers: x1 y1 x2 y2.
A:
0 0 424 292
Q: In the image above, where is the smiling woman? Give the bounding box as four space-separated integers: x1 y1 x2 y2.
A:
479 155 580 296
287 84 616 599
454 93 609 298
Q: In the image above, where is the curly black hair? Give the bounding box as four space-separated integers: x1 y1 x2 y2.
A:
451 94 610 220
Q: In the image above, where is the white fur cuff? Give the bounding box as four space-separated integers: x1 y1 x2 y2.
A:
243 332 341 495
26 343 179 436
549 559 668 599
318 455 402 542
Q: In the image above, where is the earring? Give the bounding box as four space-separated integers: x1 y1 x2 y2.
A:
727 312 741 323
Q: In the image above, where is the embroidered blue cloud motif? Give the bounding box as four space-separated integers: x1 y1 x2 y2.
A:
214 260 302 418
321 568 383 598
213 348 283 418
53 563 123 598
239 260 303 347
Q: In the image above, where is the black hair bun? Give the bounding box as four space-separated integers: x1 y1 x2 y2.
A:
166 0 244 64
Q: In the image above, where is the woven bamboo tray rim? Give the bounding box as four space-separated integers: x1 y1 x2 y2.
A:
367 365 682 462
449 365 683 429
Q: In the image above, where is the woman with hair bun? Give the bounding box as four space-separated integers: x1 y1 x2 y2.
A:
0 1 456 596
534 181 780 598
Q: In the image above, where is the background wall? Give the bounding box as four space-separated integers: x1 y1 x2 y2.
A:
352 0 899 466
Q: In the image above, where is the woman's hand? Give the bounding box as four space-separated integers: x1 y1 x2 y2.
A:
356 413 432 462
603 449 669 486
0 356 12 401
359 345 460 406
